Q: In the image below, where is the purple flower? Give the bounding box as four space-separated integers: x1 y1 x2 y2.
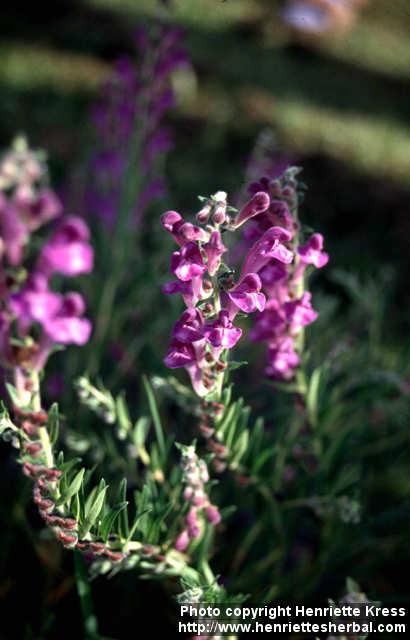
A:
173 308 204 343
227 273 266 316
0 200 28 266
10 273 61 334
204 231 227 276
205 504 221 525
249 299 285 342
205 310 242 349
284 292 318 334
10 275 91 347
232 191 270 228
164 339 197 369
39 216 94 276
174 529 190 552
171 242 206 282
298 233 329 268
162 279 210 308
241 226 293 277
43 292 91 345
266 337 300 380
162 211 207 246
15 187 62 231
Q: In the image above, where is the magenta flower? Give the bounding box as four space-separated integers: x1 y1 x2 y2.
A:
204 231 227 276
10 275 91 347
285 292 318 334
42 293 91 346
173 308 204 343
298 233 329 268
174 529 190 552
227 273 266 316
0 201 28 266
171 242 207 282
205 310 242 349
205 504 221 525
15 187 62 231
265 337 300 380
241 226 293 277
39 216 94 277
164 340 197 369
249 299 285 342
162 211 207 246
10 274 61 334
232 191 270 228
243 168 328 383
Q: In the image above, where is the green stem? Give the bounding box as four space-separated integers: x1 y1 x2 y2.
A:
74 549 99 639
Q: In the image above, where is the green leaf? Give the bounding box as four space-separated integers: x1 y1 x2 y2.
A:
133 416 150 448
116 393 131 438
5 383 21 408
227 360 248 372
47 403 59 445
61 468 85 504
117 478 129 538
81 483 108 537
100 502 128 543
306 367 322 427
142 376 165 460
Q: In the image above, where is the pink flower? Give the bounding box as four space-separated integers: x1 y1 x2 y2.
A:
266 337 300 380
205 504 221 525
204 231 227 276
249 299 286 342
227 273 266 316
284 292 318 334
205 310 242 349
174 529 190 552
39 216 94 276
161 211 207 246
170 242 206 282
298 233 329 268
11 276 91 347
232 191 270 228
241 226 293 277
44 293 92 345
0 201 28 266
15 187 62 231
173 308 204 343
164 340 197 368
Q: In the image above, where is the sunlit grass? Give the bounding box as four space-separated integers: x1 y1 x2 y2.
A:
86 0 261 29
0 42 109 93
237 88 410 182
318 21 410 80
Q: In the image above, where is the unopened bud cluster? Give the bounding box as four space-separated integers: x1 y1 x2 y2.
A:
175 445 221 552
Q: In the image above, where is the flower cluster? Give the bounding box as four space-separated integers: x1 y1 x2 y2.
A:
84 22 188 227
174 445 221 552
0 138 93 373
162 189 295 396
247 170 329 381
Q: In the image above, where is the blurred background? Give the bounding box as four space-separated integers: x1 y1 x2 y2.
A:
0 0 410 638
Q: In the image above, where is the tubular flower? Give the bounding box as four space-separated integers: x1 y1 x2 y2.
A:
0 138 93 372
246 167 328 381
162 187 295 396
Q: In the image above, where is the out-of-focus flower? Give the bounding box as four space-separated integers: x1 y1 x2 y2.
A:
174 445 220 551
0 138 93 372
0 138 63 267
39 216 94 277
80 21 189 228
